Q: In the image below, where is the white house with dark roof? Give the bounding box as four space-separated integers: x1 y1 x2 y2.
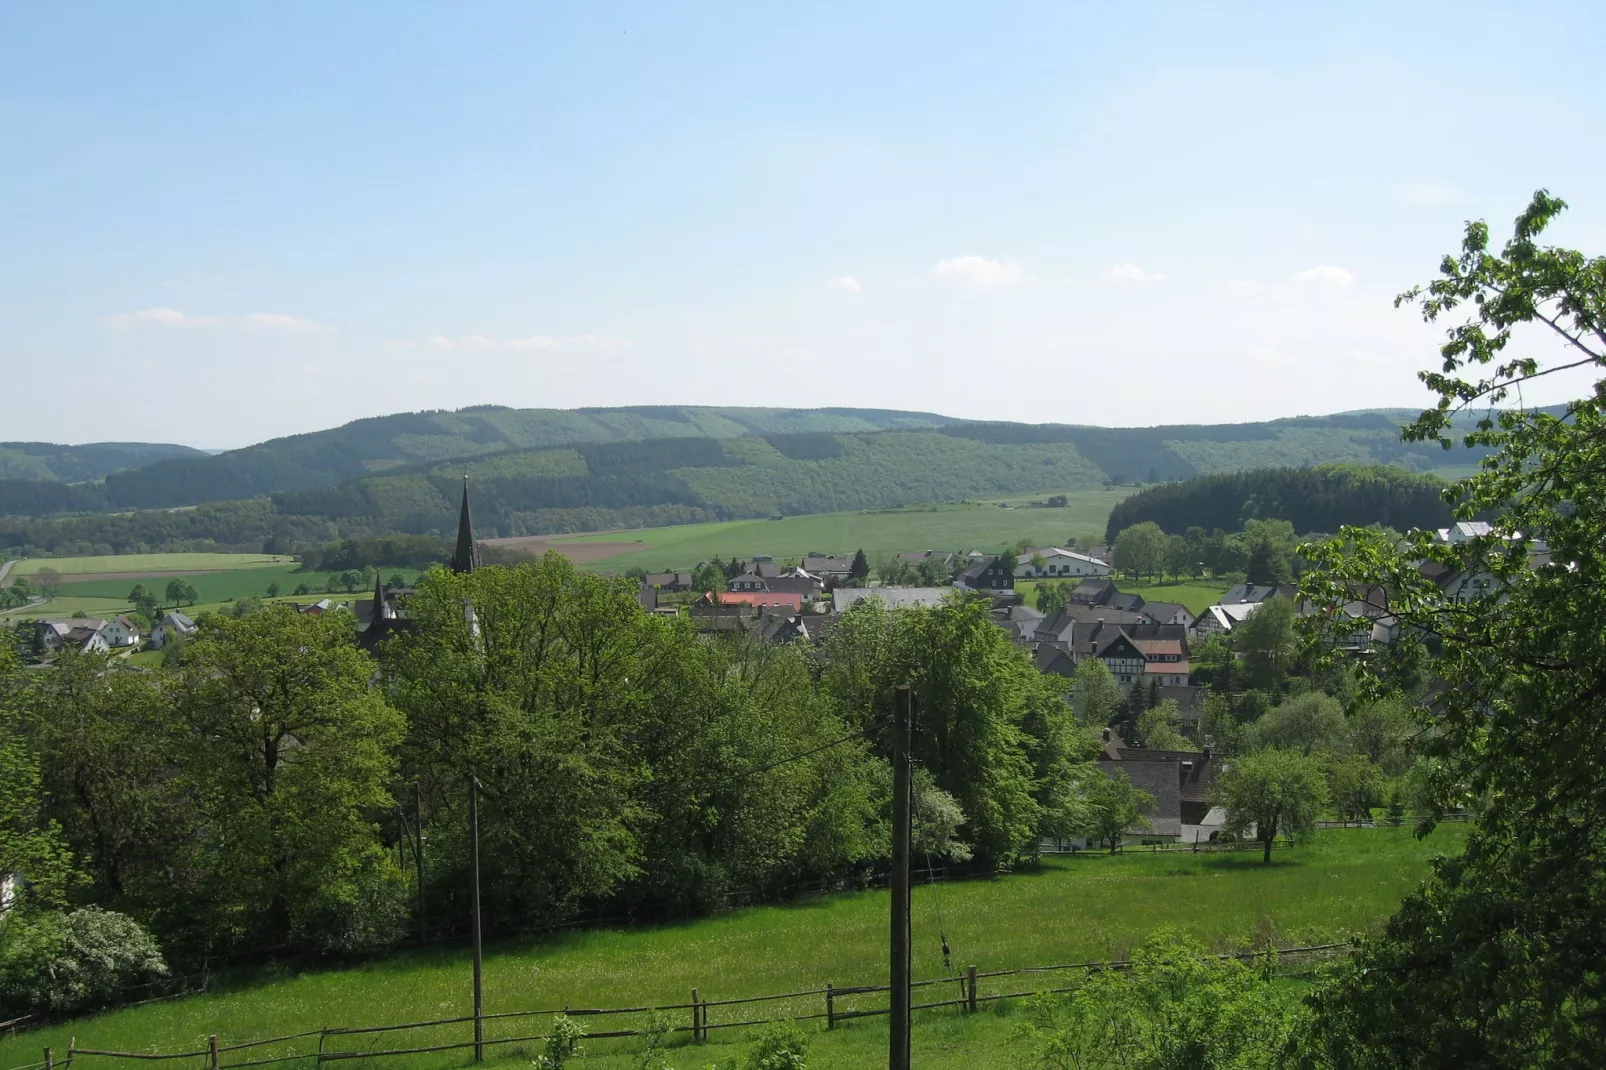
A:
150 611 198 649
1014 547 1112 579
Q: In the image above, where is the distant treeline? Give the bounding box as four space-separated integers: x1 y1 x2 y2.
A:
296 534 450 573
1104 464 1455 542
0 440 205 484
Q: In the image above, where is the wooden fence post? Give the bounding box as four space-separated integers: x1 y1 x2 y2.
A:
43 1047 52 1070
967 965 978 1013
209 1033 219 1069
316 1027 327 1066
690 988 701 1042
65 1037 75 1069
825 983 835 1029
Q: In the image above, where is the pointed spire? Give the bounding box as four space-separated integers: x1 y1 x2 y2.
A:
372 568 389 621
451 474 480 574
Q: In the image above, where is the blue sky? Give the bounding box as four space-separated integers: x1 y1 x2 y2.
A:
4 2 1604 448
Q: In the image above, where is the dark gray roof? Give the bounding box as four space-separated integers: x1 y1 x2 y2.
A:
1097 759 1181 837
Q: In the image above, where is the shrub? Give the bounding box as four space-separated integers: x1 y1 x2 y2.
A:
744 1024 808 1070
0 908 168 1017
535 1013 585 1069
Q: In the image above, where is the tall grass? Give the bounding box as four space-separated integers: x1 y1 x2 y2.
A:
0 827 1462 1069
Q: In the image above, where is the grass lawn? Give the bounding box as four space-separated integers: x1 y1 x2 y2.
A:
0 826 1463 1069
8 553 292 576
550 490 1132 572
1013 578 1231 615
0 595 131 622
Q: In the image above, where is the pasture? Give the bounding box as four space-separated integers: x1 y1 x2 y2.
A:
0 826 1463 1070
8 553 291 576
528 489 1132 572
1016 578 1232 615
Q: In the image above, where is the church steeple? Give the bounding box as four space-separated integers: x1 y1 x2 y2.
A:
372 568 390 621
451 475 480 574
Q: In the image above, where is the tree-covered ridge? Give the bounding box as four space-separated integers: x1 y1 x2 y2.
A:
1103 464 1454 542
93 406 958 509
940 411 1501 484
0 442 206 483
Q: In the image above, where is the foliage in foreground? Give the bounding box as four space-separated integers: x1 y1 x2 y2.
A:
1295 191 1606 1065
1015 930 1302 1070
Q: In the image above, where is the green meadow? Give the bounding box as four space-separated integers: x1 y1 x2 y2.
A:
1015 578 1232 615
8 553 291 576
0 826 1462 1070
550 489 1132 572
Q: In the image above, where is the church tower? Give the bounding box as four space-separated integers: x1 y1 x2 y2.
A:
451 475 481 574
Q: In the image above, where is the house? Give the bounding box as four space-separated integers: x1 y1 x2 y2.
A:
701 590 804 613
955 554 1014 593
1092 730 1228 844
688 602 811 643
763 574 825 597
727 571 770 593
833 587 954 615
1031 605 1146 648
637 581 658 612
992 603 1045 642
1014 547 1113 579
644 572 695 592
149 611 198 649
1090 630 1147 685
802 554 856 580
1441 520 1494 544
1069 579 1120 606
61 624 111 654
1132 636 1190 687
97 614 142 648
39 618 109 651
1139 601 1194 629
896 550 960 571
1219 583 1299 605
1071 621 1191 685
1194 602 1260 639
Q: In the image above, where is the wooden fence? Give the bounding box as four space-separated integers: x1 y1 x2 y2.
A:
15 943 1350 1069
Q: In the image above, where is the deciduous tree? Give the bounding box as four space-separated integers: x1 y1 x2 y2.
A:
1211 747 1327 864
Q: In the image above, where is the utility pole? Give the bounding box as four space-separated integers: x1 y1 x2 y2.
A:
469 773 484 1062
414 780 426 945
889 685 912 1070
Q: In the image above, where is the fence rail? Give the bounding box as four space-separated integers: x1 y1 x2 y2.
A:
20 942 1350 1069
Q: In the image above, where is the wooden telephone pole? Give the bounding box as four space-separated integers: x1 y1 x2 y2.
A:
889 685 912 1070
469 773 484 1062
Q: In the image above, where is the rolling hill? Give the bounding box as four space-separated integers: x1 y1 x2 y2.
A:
0 441 206 483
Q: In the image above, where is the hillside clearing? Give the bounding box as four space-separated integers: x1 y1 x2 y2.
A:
524 491 1131 571
0 826 1462 1069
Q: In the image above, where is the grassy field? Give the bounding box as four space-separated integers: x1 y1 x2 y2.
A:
1015 578 1232 615
8 553 291 576
545 490 1132 572
0 826 1463 1070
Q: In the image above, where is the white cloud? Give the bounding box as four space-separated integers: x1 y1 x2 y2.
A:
506 335 559 351
105 306 220 328
242 312 323 331
1226 279 1259 297
106 307 325 330
826 275 862 293
931 255 1027 288
1294 264 1356 286
1102 263 1165 285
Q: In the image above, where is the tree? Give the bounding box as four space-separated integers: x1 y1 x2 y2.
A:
126 584 159 619
1248 692 1348 755
0 647 75 911
163 578 197 607
337 570 362 594
1030 552 1047 575
849 549 870 585
171 604 407 951
1079 770 1153 852
1211 748 1327 863
1112 522 1166 580
691 561 726 594
0 907 167 1018
33 567 62 598
1294 193 1606 1064
1164 534 1190 580
1232 597 1296 690
1069 657 1125 727
1136 699 1192 752
265 581 280 597
1035 581 1068 615
1326 755 1385 823
1243 518 1296 586
293 583 311 596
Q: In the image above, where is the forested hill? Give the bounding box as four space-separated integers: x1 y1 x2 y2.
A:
95 405 958 508
1103 464 1456 542
0 441 206 483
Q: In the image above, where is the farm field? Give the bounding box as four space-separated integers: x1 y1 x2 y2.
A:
0 826 1465 1070
525 489 1133 572
8 553 290 576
